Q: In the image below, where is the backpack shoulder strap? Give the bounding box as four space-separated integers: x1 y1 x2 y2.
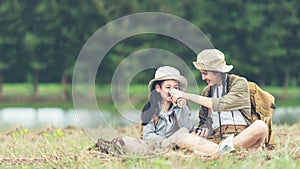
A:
248 81 257 115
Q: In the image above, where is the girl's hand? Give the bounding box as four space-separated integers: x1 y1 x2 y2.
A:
196 128 209 138
169 89 184 104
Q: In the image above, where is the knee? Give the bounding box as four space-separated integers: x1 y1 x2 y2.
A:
252 120 268 136
254 120 268 130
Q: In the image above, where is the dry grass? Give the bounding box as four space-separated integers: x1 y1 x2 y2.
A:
0 124 299 169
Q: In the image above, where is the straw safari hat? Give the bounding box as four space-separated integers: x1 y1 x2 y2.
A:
193 49 233 73
148 66 188 91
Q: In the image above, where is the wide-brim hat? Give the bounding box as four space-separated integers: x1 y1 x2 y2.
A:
193 49 233 73
148 66 188 91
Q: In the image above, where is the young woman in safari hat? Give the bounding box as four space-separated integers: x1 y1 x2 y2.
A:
140 65 194 147
92 66 194 155
171 49 268 152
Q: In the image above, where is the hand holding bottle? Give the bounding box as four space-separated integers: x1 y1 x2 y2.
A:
169 88 186 107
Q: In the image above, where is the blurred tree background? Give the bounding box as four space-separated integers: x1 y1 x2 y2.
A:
0 0 299 101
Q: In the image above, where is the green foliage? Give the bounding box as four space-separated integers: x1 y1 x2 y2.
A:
43 129 64 139
0 62 9 70
11 129 29 138
30 61 46 71
0 0 300 94
24 33 40 53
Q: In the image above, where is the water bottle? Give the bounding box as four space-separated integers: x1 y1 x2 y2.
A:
169 88 186 107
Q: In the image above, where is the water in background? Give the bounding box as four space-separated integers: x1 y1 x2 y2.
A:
0 107 299 128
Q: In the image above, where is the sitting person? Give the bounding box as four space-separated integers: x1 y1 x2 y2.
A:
139 65 194 151
171 49 268 152
91 66 194 155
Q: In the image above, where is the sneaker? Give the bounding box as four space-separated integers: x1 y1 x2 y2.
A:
110 138 126 156
90 138 111 154
215 134 235 155
91 138 126 156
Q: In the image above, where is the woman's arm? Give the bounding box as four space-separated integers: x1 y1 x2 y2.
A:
171 77 250 112
171 91 213 109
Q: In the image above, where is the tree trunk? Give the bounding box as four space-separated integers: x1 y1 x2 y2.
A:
297 76 300 87
283 69 289 100
33 71 39 99
61 72 69 101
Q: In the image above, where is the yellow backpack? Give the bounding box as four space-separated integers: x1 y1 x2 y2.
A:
248 80 276 149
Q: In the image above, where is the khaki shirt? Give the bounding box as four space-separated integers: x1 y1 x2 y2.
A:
198 74 252 135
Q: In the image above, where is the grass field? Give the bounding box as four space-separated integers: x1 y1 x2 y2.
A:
0 123 299 168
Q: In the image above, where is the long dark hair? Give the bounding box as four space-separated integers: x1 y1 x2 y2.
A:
140 80 173 125
211 72 227 97
221 73 227 96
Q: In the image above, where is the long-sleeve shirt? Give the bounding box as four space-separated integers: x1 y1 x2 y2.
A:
198 74 252 135
142 105 194 147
